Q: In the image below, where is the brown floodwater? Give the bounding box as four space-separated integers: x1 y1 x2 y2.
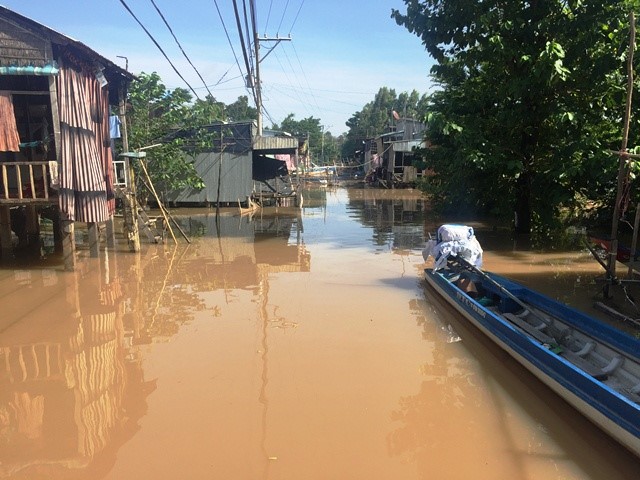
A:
0 187 638 479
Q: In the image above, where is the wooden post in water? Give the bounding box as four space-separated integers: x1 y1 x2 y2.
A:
88 222 100 257
0 206 11 257
61 219 76 271
119 85 140 253
606 11 636 296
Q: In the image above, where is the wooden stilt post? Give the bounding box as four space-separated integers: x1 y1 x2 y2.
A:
53 209 62 253
25 205 39 247
88 221 100 257
120 153 141 252
61 218 76 271
119 84 140 253
0 206 12 257
105 217 116 248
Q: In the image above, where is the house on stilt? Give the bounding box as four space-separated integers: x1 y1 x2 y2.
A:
0 6 135 270
365 117 428 188
165 121 301 208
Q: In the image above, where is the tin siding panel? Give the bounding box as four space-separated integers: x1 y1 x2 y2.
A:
169 151 253 205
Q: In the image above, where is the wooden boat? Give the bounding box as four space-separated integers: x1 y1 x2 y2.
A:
424 255 640 458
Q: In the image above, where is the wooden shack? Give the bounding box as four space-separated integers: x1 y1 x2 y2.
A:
166 121 300 207
366 118 428 188
0 6 135 269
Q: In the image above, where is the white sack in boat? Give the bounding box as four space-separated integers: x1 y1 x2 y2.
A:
436 224 475 243
423 224 483 270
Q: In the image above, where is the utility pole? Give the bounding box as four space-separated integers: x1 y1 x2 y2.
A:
252 34 291 136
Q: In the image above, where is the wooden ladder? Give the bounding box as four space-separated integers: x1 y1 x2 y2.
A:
115 187 164 243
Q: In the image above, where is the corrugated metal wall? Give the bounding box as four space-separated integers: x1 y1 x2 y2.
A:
168 150 253 205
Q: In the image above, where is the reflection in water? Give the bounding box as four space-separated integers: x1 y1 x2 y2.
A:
0 210 309 479
1 187 638 479
0 252 155 478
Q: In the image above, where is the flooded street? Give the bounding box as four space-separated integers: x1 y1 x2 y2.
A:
1 187 639 479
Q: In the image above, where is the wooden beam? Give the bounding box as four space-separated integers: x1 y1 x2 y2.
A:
48 76 62 164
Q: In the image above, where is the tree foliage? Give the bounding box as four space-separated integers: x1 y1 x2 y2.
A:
271 114 340 164
127 72 209 199
342 87 429 159
393 0 638 234
127 73 264 200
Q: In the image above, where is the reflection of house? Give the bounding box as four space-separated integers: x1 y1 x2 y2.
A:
166 122 300 207
0 6 134 269
172 212 310 288
365 118 428 188
0 268 153 477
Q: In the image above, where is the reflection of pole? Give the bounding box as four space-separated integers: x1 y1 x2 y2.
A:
258 269 271 478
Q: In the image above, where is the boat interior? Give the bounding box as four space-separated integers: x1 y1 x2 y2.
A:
440 266 640 406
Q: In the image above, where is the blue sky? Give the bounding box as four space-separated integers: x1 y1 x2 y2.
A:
2 1 434 134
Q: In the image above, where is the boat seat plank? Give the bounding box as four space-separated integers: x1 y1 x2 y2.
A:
503 313 556 344
562 350 608 381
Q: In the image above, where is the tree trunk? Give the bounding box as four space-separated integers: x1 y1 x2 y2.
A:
514 171 532 234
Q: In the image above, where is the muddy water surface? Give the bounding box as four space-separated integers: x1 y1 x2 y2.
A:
0 187 638 479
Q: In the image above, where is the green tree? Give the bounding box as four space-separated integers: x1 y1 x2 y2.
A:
273 114 329 164
127 72 206 200
393 1 636 234
225 95 258 122
342 87 428 159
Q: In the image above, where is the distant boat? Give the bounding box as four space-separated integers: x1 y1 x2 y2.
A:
300 165 336 183
424 225 640 458
238 197 259 216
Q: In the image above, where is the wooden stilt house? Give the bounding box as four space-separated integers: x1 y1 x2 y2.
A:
0 6 135 269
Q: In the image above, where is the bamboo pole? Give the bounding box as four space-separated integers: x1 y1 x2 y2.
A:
628 203 640 277
606 11 636 295
138 158 177 244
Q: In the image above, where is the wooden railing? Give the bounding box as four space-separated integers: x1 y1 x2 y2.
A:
0 161 57 203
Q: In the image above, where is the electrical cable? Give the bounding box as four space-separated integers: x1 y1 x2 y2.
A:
211 0 250 99
276 0 291 35
231 0 258 106
290 42 322 113
148 0 214 98
241 0 254 68
263 0 274 35
118 0 200 99
288 0 305 34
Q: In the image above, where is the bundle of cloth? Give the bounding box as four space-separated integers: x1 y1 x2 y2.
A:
422 224 484 271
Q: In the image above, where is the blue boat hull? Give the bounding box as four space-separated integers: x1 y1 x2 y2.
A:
424 267 640 458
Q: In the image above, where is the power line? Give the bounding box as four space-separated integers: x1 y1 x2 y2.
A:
276 0 291 35
231 0 257 106
241 0 254 68
272 50 313 117
263 0 274 35
288 0 305 34
148 0 213 98
211 0 247 95
118 0 200 99
279 46 317 115
290 42 322 113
